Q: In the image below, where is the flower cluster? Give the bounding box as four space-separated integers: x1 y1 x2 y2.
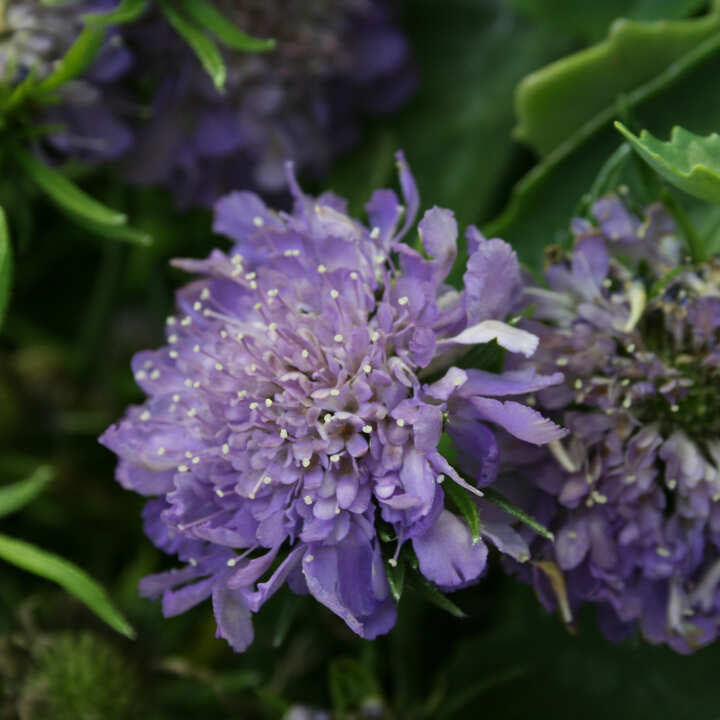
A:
508 195 720 652
120 0 414 206
100 153 565 651
1 1 133 162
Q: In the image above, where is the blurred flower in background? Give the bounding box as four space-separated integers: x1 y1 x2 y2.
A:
100 153 565 652
118 0 415 206
508 194 720 653
0 1 133 163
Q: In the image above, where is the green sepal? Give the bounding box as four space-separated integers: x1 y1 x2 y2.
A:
386 557 406 603
407 571 467 619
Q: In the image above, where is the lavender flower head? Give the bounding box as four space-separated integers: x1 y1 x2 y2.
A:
100 153 565 651
0 1 132 162
122 0 414 206
511 194 720 652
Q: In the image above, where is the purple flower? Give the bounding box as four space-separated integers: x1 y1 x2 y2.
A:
1 1 133 162
507 195 720 652
100 153 564 651
118 0 415 206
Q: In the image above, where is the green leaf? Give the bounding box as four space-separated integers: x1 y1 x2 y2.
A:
13 149 126 227
407 572 467 619
487 24 720 270
508 0 707 44
0 207 11 329
159 0 226 90
615 122 720 205
0 464 53 519
82 0 149 28
443 479 481 545
329 658 381 714
515 3 720 155
482 488 555 542
36 25 105 94
179 0 275 52
0 532 135 638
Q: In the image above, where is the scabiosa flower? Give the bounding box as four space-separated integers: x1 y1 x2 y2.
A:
100 152 565 651
508 194 720 652
120 0 414 206
0 1 132 162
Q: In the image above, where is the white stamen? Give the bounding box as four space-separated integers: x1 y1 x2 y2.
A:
370 331 380 342
166 316 177 326
178 465 189 473
237 390 247 399
330 289 339 299
245 272 256 280
181 316 192 326
330 389 340 397
187 408 197 417
363 364 372 374
324 413 332 423
215 362 224 371
249 402 259 410
280 429 289 439
350 272 358 280
301 349 310 358
370 227 380 239
305 554 314 562
140 410 151 422
157 447 166 456
396 418 405 427
168 334 178 344
192 457 200 464
193 301 202 311
252 216 264 227
216 489 225 498
304 495 313 505
302 458 311 468
200 288 211 300
334 334 344 342
265 398 273 407
135 371 147 381
169 350 178 359
362 425 372 434
317 265 327 274
222 443 230 455
330 453 341 462
267 288 279 297
436 475 445 484
398 296 409 306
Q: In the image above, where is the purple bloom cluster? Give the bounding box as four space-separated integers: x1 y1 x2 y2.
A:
509 195 720 652
1 1 133 162
100 153 565 651
120 0 414 206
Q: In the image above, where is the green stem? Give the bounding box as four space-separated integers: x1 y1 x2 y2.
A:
482 487 555 541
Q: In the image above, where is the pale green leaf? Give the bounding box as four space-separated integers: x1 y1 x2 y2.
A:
179 0 275 52
0 465 53 519
159 0 226 90
616 122 720 204
0 533 135 638
515 3 720 155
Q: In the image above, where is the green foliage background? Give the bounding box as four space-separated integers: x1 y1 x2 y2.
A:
4 0 720 717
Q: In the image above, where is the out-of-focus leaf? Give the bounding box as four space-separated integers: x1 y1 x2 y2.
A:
82 0 150 28
616 123 720 204
0 464 53 519
35 25 105 94
13 151 149 244
179 0 275 51
487 28 720 269
159 0 226 90
0 207 11 328
406 572 466 619
0 532 135 638
515 4 720 155
483 488 555 541
329 0 572 236
443 479 481 544
329 658 382 714
508 0 707 43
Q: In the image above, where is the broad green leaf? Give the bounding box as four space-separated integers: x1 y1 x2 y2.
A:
82 0 150 28
159 0 226 91
0 464 53 519
509 0 707 43
36 25 105 94
13 149 126 227
179 0 275 52
616 123 720 204
482 488 554 541
514 3 720 155
443 479 481 544
328 0 571 260
0 207 11 329
0 532 135 638
487 28 720 269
